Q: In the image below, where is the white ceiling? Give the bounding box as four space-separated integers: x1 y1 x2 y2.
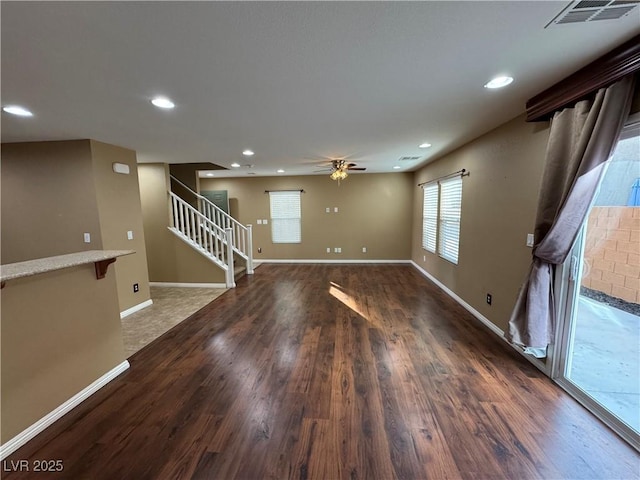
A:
2 2 639 178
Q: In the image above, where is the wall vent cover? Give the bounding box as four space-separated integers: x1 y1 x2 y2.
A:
398 156 422 162
546 0 638 26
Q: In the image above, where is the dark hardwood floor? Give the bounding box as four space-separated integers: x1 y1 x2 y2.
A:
4 264 639 479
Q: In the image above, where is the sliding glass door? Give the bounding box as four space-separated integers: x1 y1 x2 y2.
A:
554 116 640 450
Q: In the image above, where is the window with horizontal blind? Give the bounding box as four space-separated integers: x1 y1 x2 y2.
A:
422 183 438 253
438 176 462 264
269 191 301 243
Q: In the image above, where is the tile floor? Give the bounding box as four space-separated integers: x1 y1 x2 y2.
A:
121 286 227 357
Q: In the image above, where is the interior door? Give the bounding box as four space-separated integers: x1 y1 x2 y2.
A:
202 190 229 215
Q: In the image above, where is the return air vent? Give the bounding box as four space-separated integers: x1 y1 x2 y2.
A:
546 0 639 26
398 156 422 162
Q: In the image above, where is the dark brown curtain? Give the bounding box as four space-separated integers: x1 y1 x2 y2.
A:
506 75 636 358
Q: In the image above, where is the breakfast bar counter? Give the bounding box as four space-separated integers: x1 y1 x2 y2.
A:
1 250 132 453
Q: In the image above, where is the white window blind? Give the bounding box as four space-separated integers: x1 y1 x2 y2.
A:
422 183 438 253
438 176 462 264
269 191 301 243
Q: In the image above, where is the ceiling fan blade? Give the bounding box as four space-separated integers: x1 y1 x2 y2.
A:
347 167 366 171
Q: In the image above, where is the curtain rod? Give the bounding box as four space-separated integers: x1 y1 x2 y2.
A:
418 169 468 187
264 189 305 193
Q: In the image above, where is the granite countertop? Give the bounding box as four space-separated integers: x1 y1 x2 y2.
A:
0 250 135 282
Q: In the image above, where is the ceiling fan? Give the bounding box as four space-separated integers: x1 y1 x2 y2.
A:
316 159 366 181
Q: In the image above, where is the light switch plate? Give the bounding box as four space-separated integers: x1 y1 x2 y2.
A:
334 207 338 213
526 233 534 247
83 233 91 243
362 247 367 253
263 219 268 224
325 207 330 213
127 230 134 240
257 219 262 225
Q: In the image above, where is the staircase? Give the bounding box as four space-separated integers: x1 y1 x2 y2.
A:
168 177 253 288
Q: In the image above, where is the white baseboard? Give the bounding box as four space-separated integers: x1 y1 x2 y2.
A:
120 299 153 319
410 261 549 375
149 282 227 289
410 261 503 337
0 360 130 460
255 259 412 264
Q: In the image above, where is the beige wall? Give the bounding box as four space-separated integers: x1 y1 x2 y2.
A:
90 140 151 311
412 115 550 332
1 140 102 263
1 263 126 443
169 163 200 207
1 140 151 312
199 173 413 260
138 163 226 283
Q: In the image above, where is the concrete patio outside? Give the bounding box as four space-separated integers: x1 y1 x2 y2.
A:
569 295 640 433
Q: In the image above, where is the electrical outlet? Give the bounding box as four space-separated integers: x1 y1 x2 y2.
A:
127 230 134 240
257 219 262 225
334 247 338 253
325 207 330 213
262 219 268 224
337 247 342 253
334 207 338 213
362 247 367 253
486 293 492 305
83 232 91 243
326 247 331 253
423 255 426 262
133 283 139 293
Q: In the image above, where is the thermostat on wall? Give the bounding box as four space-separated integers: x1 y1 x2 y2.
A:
112 162 130 175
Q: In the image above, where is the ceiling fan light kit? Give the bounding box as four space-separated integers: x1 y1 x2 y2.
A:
330 169 348 181
327 159 366 182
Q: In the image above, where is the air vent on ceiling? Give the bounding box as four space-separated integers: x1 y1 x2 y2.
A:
546 0 638 26
398 156 422 162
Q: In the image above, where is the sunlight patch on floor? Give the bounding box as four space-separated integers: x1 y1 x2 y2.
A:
329 281 368 320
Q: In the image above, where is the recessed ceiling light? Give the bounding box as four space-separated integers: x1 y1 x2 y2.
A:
242 150 254 156
393 165 402 170
231 162 241 168
418 143 432 149
205 173 214 177
484 76 514 89
151 97 175 109
277 169 285 173
3 105 33 117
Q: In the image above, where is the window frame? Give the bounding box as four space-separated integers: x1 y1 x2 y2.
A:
422 183 438 253
269 191 302 244
421 175 463 265
437 176 463 265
